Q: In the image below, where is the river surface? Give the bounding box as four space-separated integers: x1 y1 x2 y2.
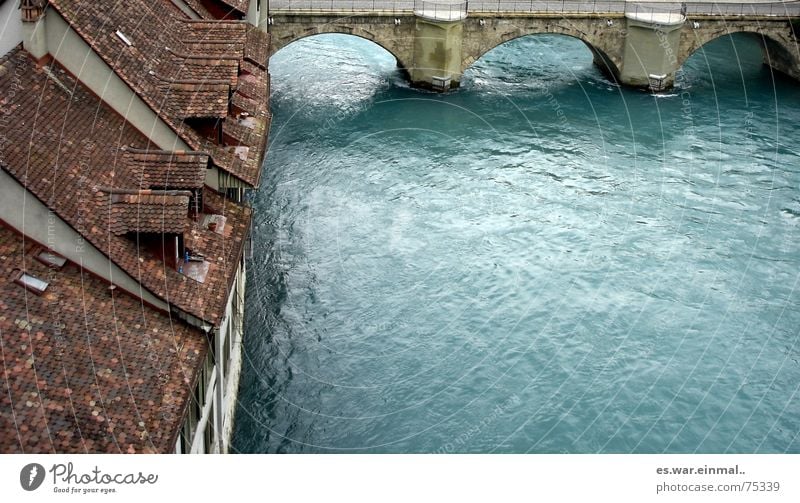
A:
232 33 800 453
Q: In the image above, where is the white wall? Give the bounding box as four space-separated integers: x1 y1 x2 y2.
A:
0 168 170 312
44 10 192 153
0 0 23 57
184 261 246 454
220 262 246 452
247 0 261 28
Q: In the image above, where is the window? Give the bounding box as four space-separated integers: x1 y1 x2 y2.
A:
222 322 231 376
181 383 201 453
12 270 49 295
203 401 215 453
115 30 133 47
35 249 67 269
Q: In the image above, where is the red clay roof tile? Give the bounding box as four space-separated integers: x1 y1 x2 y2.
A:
47 0 270 187
106 190 191 236
0 49 251 325
0 223 207 453
244 28 270 69
219 0 251 14
182 0 216 19
123 148 208 190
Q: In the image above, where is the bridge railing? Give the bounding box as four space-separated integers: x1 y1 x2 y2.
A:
414 0 469 20
683 1 800 17
466 1 800 16
267 0 800 17
467 1 625 14
267 0 414 12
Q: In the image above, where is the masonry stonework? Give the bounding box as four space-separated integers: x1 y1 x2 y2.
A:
267 12 799 91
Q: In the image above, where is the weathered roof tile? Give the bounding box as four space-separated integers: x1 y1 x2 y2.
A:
47 0 270 187
107 190 191 236
244 28 270 69
124 148 208 190
219 0 250 14
0 224 207 454
0 49 251 325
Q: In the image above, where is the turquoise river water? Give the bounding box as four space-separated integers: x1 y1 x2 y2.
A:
232 33 800 453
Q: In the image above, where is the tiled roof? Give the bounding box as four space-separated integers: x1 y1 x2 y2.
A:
0 224 207 453
183 20 247 44
175 55 240 87
106 190 191 236
219 0 251 14
236 73 267 104
158 79 231 119
0 49 251 325
182 0 216 19
180 0 250 19
232 70 270 124
240 58 268 78
223 112 271 156
244 29 270 69
223 118 255 145
47 0 270 187
123 148 208 190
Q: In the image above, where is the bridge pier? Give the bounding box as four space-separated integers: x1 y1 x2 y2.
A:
763 35 800 82
620 12 685 90
267 4 800 94
410 16 464 91
408 2 470 91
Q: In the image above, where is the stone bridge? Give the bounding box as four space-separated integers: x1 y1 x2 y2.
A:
265 1 800 90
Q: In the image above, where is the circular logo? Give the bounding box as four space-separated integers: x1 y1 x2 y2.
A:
20 463 45 491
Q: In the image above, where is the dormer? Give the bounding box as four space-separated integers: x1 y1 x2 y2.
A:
149 72 232 145
165 47 240 88
123 147 208 190
154 76 230 120
101 188 191 269
122 147 209 218
107 189 190 236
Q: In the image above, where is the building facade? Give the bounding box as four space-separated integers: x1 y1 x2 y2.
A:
0 0 271 453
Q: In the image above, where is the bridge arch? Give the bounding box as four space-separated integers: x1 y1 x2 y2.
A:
462 32 622 83
460 18 625 83
268 18 416 75
677 26 800 77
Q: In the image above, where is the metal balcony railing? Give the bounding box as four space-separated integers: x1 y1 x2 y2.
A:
414 0 469 20
624 2 685 24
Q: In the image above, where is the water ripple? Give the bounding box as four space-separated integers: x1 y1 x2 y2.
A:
233 33 800 454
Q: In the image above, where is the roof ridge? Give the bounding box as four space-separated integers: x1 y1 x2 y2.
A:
121 146 210 156
164 46 241 61
150 72 231 87
98 187 194 197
